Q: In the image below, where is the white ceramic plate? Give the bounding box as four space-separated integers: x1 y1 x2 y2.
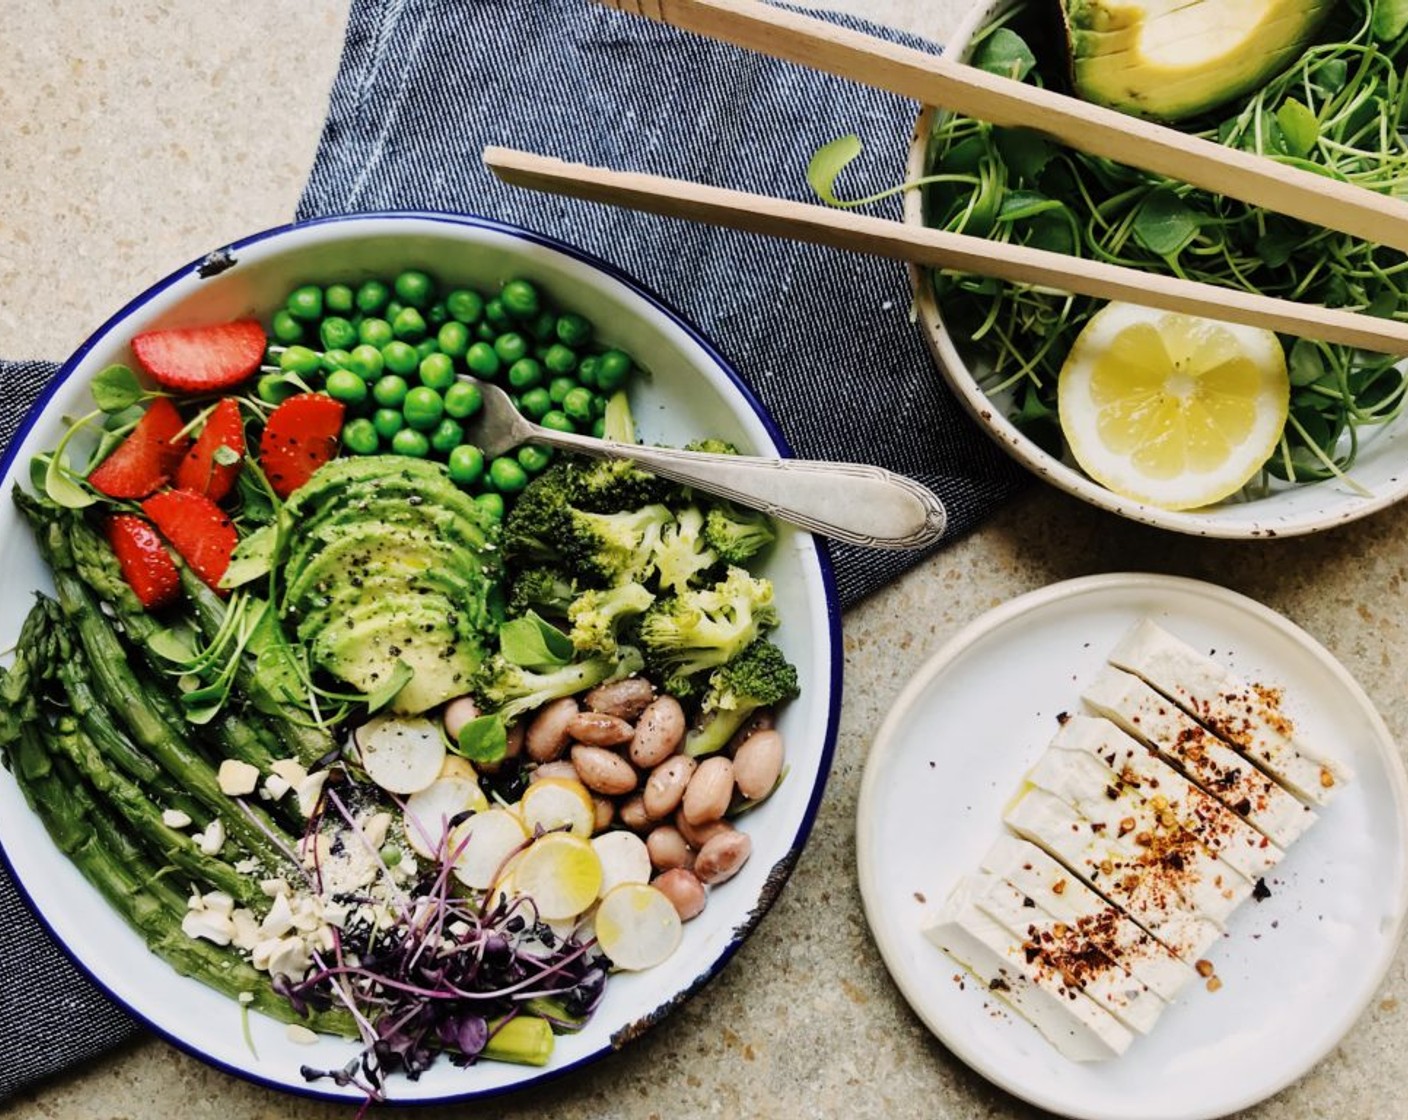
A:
0 213 842 1104
856 573 1408 1120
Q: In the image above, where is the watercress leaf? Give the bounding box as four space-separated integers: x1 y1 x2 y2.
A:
1132 188 1200 258
1276 98 1319 159
1366 285 1400 319
43 451 96 509
365 660 415 715
806 134 864 207
1023 209 1078 255
1256 226 1302 269
1373 0 1408 41
1288 340 1326 387
90 364 144 413
997 189 1062 223
220 523 278 589
992 126 1054 182
149 627 199 664
1312 57 1348 95
972 28 1035 81
214 444 242 467
182 700 225 726
499 611 573 669
456 714 508 764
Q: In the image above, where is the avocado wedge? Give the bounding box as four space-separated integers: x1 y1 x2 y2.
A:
1060 0 1333 122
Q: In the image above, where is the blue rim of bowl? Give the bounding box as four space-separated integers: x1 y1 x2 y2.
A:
0 209 845 1106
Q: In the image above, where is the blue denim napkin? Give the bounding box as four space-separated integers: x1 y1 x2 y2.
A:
0 0 1024 1100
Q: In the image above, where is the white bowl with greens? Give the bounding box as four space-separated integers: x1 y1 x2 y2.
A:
905 0 1408 538
0 212 841 1104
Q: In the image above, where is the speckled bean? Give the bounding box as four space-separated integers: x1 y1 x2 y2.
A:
726 707 775 755
629 696 685 769
567 711 635 747
644 755 696 820
571 745 638 796
732 729 783 800
682 756 734 825
619 794 651 833
645 825 693 871
652 867 706 921
529 760 579 784
442 696 481 741
525 697 579 763
584 677 655 721
694 830 752 885
674 810 734 851
593 796 615 833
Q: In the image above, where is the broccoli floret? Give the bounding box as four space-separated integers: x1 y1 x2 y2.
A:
566 456 675 513
502 462 574 560
568 581 655 654
684 438 740 456
473 646 645 725
507 566 579 618
559 503 672 586
651 506 718 594
638 566 777 682
702 502 776 566
685 639 800 757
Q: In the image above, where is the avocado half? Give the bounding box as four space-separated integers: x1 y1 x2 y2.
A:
1061 0 1334 122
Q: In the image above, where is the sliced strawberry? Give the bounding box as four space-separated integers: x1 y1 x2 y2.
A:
131 319 266 394
176 398 246 502
88 397 192 499
106 514 181 609
142 489 238 593
259 393 345 499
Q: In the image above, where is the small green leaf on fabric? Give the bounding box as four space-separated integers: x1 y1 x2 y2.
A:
806 134 865 207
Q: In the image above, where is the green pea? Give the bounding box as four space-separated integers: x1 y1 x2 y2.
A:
394 269 435 308
547 376 576 405
597 349 632 391
257 373 299 405
590 417 607 439
494 332 528 364
381 340 419 376
342 417 379 455
359 317 394 348
476 321 498 342
592 393 609 417
507 358 543 392
271 309 305 344
437 320 470 359
488 456 529 493
449 444 486 486
556 313 592 348
391 428 430 458
403 386 445 431
519 386 552 420
325 283 355 315
392 306 428 341
419 352 456 391
501 279 541 319
447 289 485 324
466 342 501 378
543 343 577 375
562 386 594 423
385 300 404 321
427 301 448 328
348 344 384 381
356 279 391 315
372 408 405 440
541 409 575 434
484 298 511 330
474 491 505 520
286 284 323 322
415 338 440 362
444 380 483 419
279 345 321 375
528 311 557 343
320 348 352 374
430 417 465 455
517 444 553 474
326 369 368 406
372 375 409 409
577 356 600 388
320 316 359 352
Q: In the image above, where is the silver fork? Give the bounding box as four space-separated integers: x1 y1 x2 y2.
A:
462 376 947 550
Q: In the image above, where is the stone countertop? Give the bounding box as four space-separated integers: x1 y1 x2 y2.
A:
3 2 1406 1118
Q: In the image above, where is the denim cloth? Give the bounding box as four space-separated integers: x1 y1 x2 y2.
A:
0 0 1024 1100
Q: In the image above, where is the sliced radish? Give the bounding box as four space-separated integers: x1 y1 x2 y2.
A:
451 808 529 890
519 777 595 839
594 883 683 971
403 776 489 860
509 833 602 921
354 715 445 795
591 831 651 898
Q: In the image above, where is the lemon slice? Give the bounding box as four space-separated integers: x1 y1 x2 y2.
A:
520 777 596 839
450 808 529 890
510 832 604 920
595 883 683 971
403 776 490 860
1057 304 1289 510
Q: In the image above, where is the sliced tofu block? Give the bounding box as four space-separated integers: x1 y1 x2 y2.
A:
1083 665 1317 848
1108 619 1349 804
974 872 1166 1035
981 834 1198 1003
1005 785 1229 963
1050 715 1283 881
923 879 1135 1061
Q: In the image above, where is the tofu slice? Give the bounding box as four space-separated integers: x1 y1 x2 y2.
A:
1049 715 1283 882
1083 665 1317 848
980 835 1199 1004
1005 785 1228 963
923 877 1135 1061
973 872 1166 1034
1108 619 1349 804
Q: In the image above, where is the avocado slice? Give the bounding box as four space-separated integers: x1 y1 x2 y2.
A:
1061 0 1333 122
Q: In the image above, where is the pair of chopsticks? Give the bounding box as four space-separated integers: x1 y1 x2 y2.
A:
484 0 1408 355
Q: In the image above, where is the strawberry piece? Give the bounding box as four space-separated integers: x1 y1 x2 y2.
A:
176 398 246 502
106 515 181 609
259 393 345 498
142 489 239 593
88 397 192 499
130 319 266 394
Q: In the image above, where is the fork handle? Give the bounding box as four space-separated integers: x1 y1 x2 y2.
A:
532 429 948 550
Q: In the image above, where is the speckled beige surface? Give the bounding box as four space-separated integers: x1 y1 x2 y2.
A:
3 2 1408 1118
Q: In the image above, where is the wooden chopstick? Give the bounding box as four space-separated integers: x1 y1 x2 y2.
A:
593 0 1408 255
483 146 1408 354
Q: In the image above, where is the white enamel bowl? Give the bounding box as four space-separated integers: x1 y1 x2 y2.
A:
0 212 841 1104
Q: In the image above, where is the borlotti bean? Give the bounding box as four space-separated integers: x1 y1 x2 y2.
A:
584 677 655 721
567 711 635 747
644 755 696 820
629 696 686 768
682 757 734 825
526 697 578 763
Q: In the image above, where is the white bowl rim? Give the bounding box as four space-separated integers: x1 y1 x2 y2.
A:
0 209 845 1104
